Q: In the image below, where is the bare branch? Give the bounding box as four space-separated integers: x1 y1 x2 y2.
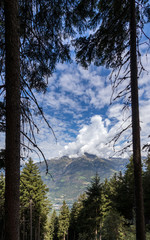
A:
22 79 57 142
21 102 40 134
21 142 41 161
21 131 53 178
107 123 132 152
0 85 5 90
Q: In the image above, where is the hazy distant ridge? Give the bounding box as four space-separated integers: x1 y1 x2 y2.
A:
37 153 128 209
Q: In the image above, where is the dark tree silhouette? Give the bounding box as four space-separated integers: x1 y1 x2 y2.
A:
130 1 145 238
4 0 20 239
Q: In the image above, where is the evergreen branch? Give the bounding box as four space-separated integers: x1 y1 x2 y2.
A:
26 24 56 64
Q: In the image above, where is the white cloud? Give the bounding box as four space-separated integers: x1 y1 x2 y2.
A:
1 50 150 163
59 115 130 159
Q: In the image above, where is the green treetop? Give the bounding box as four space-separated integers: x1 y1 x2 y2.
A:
69 193 87 240
107 159 135 222
58 200 70 240
75 174 103 240
20 158 50 240
84 174 103 240
49 210 59 240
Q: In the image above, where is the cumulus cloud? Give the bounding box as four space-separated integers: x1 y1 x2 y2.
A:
59 115 130 159
26 50 150 162
1 49 150 162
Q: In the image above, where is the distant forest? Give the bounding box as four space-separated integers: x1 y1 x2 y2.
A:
1 156 150 239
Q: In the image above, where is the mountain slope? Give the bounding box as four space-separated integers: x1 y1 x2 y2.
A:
37 153 128 209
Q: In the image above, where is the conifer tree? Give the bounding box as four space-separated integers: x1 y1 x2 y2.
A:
102 210 126 240
69 202 80 240
84 174 103 240
69 193 87 240
73 1 150 239
20 158 50 240
58 200 70 240
102 179 112 218
107 161 135 223
74 175 103 240
49 210 59 240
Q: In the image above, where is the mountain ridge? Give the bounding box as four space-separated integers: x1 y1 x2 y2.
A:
37 153 129 209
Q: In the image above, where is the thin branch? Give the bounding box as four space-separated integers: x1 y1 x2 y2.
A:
0 85 5 90
21 131 53 178
22 79 57 142
21 142 41 161
21 102 40 134
108 123 132 151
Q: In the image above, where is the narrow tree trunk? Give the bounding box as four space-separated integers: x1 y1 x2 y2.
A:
30 199 33 240
99 222 102 240
63 233 65 240
23 215 25 240
38 216 41 240
4 0 20 240
35 228 37 240
130 0 145 239
95 228 97 240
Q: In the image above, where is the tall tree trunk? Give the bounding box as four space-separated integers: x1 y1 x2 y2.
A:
63 233 65 240
95 228 97 240
23 215 25 240
4 0 20 240
38 216 41 240
30 199 33 240
130 0 145 239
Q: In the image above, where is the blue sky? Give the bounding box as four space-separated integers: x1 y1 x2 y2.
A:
0 48 150 162
1 8 150 162
26 43 150 161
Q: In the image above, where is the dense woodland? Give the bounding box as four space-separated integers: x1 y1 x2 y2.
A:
1 156 150 239
0 0 150 240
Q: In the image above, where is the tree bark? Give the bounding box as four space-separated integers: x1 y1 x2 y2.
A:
23 215 25 240
38 216 41 240
30 199 33 240
63 233 65 240
130 0 146 239
4 0 20 240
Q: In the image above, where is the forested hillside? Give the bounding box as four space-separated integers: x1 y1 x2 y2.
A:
1 155 150 239
44 155 150 240
37 153 128 208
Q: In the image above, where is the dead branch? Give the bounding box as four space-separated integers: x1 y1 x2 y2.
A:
21 78 57 142
21 142 41 161
0 85 5 90
21 130 53 178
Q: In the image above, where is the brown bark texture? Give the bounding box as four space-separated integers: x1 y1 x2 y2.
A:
130 0 146 239
4 0 20 239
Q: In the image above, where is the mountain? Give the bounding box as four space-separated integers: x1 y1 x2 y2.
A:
37 153 129 210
